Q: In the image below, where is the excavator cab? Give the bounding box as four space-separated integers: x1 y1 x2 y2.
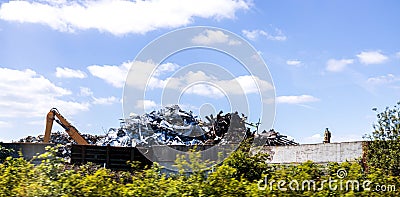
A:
44 108 88 145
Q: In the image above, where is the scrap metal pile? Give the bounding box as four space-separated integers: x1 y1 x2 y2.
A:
18 131 100 144
18 131 102 158
254 129 299 146
97 105 247 147
17 105 298 153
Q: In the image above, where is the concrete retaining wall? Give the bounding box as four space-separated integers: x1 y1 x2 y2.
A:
0 143 55 164
2 141 366 167
256 141 364 164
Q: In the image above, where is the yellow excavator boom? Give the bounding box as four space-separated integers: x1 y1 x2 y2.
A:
44 108 88 145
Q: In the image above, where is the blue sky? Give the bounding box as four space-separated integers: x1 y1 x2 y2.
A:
0 0 399 144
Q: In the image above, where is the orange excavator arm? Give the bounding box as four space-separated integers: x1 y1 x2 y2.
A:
44 108 88 145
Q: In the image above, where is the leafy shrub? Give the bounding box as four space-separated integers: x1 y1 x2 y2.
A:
365 101 400 176
1 101 400 197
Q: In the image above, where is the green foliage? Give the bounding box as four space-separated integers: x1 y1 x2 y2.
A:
222 137 271 181
223 148 270 182
365 101 400 176
0 145 14 162
0 157 33 196
1 120 400 197
0 149 399 196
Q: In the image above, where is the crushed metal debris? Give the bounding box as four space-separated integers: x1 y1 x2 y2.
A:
253 129 299 146
17 105 298 155
18 131 100 145
18 131 102 159
97 105 248 147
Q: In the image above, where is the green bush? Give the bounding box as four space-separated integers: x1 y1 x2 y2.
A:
0 146 398 196
1 100 400 196
365 101 400 176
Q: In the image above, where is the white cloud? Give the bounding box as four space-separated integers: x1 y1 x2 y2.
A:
89 61 181 89
367 74 399 85
163 71 274 98
250 51 264 62
185 84 225 98
286 60 301 66
79 87 93 97
136 99 158 111
276 95 319 104
79 87 119 105
92 96 118 105
242 29 287 41
298 132 363 144
27 120 43 126
87 61 132 88
326 58 354 72
331 134 363 143
0 120 12 128
242 30 258 40
56 67 87 78
356 51 388 64
301 134 323 144
153 62 180 76
0 67 89 118
234 75 273 94
396 52 400 58
191 29 241 45
0 0 249 35
0 137 10 142
93 60 273 98
125 61 165 90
